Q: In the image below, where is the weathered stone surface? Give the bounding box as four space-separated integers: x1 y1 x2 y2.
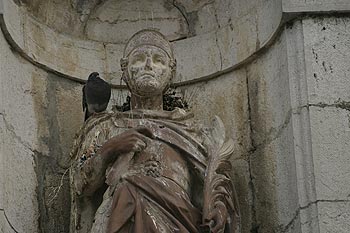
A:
182 69 251 157
285 20 321 233
300 203 320 233
173 32 221 82
283 0 350 12
318 201 350 233
3 0 24 47
104 43 125 84
191 2 218 35
86 0 189 43
0 211 17 233
1 22 41 152
23 15 106 81
247 31 302 232
301 17 350 208
50 74 84 168
1 0 284 86
19 0 84 37
256 0 282 47
309 106 350 201
1 22 82 232
250 121 299 233
247 33 291 148
214 0 282 67
2 135 39 233
303 17 350 105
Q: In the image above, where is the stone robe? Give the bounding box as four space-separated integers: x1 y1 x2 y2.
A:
70 109 240 233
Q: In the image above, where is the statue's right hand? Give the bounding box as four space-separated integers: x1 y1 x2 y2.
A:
99 127 155 161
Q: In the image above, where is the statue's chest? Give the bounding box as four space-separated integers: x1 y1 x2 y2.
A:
131 140 190 191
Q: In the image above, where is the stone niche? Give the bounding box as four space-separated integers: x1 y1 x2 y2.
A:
2 0 282 85
0 0 283 232
5 0 350 233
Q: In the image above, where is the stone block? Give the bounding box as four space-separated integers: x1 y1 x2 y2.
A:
104 43 125 85
2 136 39 233
256 0 282 48
309 106 350 201
173 32 221 82
192 3 218 35
0 30 44 151
85 0 188 43
175 0 213 12
49 73 84 168
3 0 25 48
247 33 291 147
213 0 235 29
251 121 299 232
232 158 254 233
283 0 350 12
303 17 350 105
300 203 320 233
216 25 237 70
318 201 350 233
23 14 105 80
221 12 258 68
0 118 4 211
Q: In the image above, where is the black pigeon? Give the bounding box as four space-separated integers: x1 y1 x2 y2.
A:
82 72 111 121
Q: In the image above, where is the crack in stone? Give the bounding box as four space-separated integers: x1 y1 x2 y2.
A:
0 112 34 152
0 208 20 233
294 100 350 114
280 201 317 233
245 69 259 233
252 108 293 152
215 31 223 70
172 0 191 35
317 199 350 203
89 16 180 25
280 209 299 233
300 200 317 210
309 100 350 111
280 199 350 232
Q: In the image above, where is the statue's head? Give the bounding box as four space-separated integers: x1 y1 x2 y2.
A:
120 29 176 97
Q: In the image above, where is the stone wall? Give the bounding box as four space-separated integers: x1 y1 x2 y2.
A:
302 16 350 232
0 0 349 232
0 27 83 232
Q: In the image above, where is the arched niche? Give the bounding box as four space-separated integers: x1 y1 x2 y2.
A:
0 0 282 86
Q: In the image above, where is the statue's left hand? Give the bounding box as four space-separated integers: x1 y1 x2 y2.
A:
206 201 228 233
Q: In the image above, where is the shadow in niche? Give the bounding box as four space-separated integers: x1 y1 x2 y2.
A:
91 183 109 217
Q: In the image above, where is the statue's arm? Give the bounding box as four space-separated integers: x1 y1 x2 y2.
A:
72 126 155 196
72 145 111 196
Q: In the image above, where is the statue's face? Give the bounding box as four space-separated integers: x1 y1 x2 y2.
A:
126 45 172 97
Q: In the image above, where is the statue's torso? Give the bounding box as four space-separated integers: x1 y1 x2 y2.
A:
71 111 211 233
129 140 190 193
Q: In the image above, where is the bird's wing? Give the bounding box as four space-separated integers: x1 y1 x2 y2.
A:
82 84 87 111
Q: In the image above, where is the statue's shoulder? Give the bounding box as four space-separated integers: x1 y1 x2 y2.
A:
70 112 127 160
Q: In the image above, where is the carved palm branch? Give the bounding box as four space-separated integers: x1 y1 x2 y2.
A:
202 116 239 231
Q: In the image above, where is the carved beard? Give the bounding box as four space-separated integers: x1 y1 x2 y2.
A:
135 74 160 93
127 71 165 96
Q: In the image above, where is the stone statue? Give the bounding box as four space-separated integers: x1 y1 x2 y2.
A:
70 29 240 233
